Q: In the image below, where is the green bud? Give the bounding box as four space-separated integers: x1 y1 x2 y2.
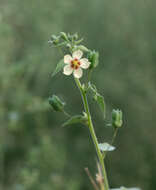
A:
53 39 59 45
48 95 65 112
88 50 99 69
77 45 89 52
60 32 68 41
51 35 60 45
75 38 83 45
112 109 123 128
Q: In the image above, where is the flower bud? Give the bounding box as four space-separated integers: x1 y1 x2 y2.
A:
77 45 89 52
60 32 68 41
48 95 65 112
88 50 99 69
112 109 123 128
53 39 59 45
51 35 60 45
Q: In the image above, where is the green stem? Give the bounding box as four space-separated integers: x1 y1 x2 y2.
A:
75 78 109 190
111 128 118 145
62 110 71 118
103 128 118 159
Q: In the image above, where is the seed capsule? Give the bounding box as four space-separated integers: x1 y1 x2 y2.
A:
88 50 99 69
112 109 123 128
49 95 65 112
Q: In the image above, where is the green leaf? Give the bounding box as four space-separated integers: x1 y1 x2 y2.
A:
62 115 88 127
96 94 105 118
75 38 83 44
88 82 97 93
89 83 106 118
52 59 64 77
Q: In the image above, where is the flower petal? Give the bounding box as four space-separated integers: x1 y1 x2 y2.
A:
64 55 72 64
111 187 141 190
98 143 115 152
80 58 90 69
72 50 83 59
63 64 73 75
73 68 83 78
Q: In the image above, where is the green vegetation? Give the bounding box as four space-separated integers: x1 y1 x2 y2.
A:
0 0 156 190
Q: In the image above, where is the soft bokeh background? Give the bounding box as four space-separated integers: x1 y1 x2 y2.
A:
0 0 156 190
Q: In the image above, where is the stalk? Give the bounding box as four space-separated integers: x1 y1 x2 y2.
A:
75 78 109 190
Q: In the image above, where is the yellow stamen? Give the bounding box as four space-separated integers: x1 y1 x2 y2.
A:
71 59 81 70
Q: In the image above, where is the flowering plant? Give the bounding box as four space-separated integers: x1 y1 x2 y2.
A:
48 32 141 190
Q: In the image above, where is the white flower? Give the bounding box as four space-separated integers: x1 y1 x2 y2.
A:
111 187 141 190
98 143 115 152
63 50 90 79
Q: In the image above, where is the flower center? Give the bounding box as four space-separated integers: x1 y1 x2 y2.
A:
71 58 81 70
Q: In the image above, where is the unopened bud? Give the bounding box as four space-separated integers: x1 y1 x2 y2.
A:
60 32 68 41
112 109 123 128
77 45 89 52
49 95 65 112
53 39 59 45
51 35 60 45
88 50 99 69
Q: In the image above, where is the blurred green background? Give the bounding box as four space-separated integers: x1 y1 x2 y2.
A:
0 0 156 189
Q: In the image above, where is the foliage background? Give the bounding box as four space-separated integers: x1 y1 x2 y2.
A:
0 0 156 189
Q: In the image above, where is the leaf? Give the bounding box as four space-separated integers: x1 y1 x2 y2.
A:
89 82 97 93
62 115 87 127
96 94 106 118
75 38 83 44
52 59 64 77
88 83 106 118
98 143 115 152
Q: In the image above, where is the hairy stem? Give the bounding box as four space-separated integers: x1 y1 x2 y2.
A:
103 128 118 159
75 78 109 190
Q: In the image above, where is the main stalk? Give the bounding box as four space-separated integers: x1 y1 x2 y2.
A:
75 78 109 190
